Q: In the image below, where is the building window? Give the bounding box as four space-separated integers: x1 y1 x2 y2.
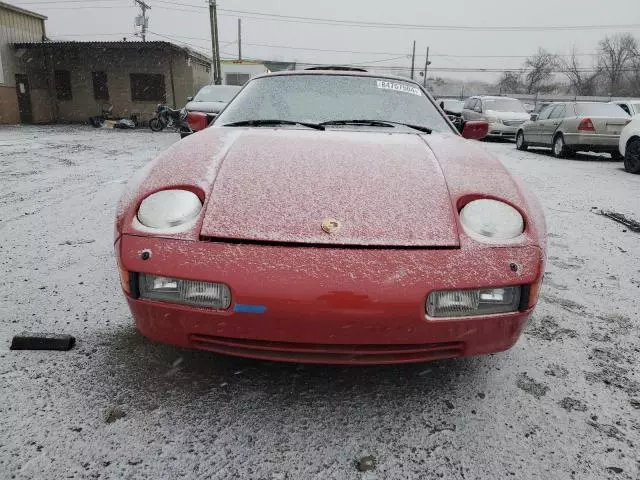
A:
130 73 166 102
225 73 250 86
55 70 72 100
92 71 109 101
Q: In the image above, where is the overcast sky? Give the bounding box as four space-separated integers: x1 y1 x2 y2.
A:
11 0 640 82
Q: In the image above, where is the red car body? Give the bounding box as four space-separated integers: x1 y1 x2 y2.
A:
115 72 545 365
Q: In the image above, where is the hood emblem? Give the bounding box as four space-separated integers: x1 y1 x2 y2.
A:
321 218 341 234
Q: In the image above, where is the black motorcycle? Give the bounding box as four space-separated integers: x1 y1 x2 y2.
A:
149 104 185 132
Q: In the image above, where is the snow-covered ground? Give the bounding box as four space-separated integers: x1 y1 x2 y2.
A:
1 125 639 480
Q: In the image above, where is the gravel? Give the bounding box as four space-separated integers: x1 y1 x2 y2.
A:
1 126 639 479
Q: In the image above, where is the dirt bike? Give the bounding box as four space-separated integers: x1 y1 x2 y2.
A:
149 104 185 132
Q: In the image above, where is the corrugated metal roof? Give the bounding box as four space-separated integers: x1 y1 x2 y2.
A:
0 1 47 20
13 40 211 65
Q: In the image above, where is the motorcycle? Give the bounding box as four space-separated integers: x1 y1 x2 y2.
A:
149 104 186 132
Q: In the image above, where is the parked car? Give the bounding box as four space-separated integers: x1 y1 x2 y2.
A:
516 102 631 159
180 85 242 137
461 96 530 139
619 116 640 173
114 70 545 365
610 100 640 117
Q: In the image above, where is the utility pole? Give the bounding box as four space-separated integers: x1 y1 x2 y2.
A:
410 40 416 79
209 0 222 84
422 46 431 88
238 18 242 61
134 0 150 42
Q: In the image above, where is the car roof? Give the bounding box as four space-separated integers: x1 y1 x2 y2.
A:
251 69 426 87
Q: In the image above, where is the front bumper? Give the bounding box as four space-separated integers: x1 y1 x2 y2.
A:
487 123 521 138
564 133 620 151
118 235 544 364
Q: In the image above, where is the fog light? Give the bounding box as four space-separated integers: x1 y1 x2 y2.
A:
426 287 521 318
138 274 231 309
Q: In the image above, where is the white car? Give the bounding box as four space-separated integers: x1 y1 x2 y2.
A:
611 100 640 117
461 96 530 139
619 117 640 173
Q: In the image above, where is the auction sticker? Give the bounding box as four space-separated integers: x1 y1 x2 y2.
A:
376 80 422 96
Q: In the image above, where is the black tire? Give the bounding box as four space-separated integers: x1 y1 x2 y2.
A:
149 117 164 132
610 151 624 161
552 134 568 158
516 131 528 151
624 138 640 174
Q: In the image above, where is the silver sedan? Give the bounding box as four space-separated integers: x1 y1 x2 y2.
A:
515 102 631 159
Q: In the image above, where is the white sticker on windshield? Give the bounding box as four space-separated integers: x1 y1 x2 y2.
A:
376 80 422 96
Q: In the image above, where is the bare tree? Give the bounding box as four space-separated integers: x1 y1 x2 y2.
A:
496 71 523 94
626 55 640 96
523 48 559 94
560 49 601 96
598 33 638 95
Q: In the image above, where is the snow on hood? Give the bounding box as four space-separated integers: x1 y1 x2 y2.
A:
184 101 228 114
200 129 459 247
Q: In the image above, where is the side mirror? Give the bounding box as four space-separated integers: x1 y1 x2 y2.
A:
186 96 193 102
530 113 539 121
461 120 489 140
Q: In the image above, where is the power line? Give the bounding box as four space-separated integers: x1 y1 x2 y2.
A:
13 1 640 32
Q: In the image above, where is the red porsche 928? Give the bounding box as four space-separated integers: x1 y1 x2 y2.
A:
114 70 546 365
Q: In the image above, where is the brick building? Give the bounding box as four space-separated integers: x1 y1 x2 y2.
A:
13 40 212 124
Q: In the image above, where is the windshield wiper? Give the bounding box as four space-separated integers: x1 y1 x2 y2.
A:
319 119 432 134
222 119 325 130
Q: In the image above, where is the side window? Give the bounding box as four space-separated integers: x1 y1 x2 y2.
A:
617 103 631 116
463 98 475 110
537 105 554 120
474 100 483 112
549 105 566 119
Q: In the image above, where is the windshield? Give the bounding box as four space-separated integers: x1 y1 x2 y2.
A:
441 100 464 113
483 98 527 113
576 103 631 117
193 85 241 102
215 74 453 133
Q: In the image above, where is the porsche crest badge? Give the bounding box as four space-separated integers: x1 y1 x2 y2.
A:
321 218 340 234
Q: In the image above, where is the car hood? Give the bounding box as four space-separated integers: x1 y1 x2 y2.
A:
184 101 227 113
117 127 541 248
486 110 530 121
200 129 460 247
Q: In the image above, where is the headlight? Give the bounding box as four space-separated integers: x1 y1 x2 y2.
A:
486 115 501 124
459 199 524 241
427 287 521 318
137 189 201 229
138 274 231 309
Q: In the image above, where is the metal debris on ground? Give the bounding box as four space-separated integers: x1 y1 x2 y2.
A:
592 209 640 232
10 333 76 351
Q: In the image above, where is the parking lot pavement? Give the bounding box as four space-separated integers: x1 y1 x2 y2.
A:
1 126 639 480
